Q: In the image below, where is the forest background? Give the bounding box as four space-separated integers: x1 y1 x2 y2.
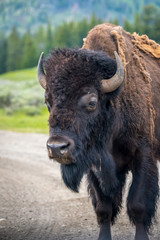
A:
0 0 160 132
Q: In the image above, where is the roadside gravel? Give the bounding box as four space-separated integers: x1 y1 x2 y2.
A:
0 130 159 240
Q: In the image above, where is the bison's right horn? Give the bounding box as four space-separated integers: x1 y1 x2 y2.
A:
37 52 47 89
101 51 124 93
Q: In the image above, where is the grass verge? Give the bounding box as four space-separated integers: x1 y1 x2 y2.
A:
0 67 49 134
0 108 49 134
0 67 36 81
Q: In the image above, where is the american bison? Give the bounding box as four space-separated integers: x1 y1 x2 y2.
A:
37 23 159 240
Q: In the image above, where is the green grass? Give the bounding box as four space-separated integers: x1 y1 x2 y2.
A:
0 108 49 133
0 67 36 81
0 67 49 133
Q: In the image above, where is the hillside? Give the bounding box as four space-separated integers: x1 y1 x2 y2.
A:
1 0 160 34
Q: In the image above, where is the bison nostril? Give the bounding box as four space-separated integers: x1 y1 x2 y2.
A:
60 143 70 155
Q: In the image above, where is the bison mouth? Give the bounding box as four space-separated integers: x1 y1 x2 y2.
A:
49 155 76 165
47 146 76 165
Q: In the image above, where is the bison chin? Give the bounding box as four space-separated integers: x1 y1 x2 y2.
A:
60 148 96 192
60 146 119 195
61 163 84 192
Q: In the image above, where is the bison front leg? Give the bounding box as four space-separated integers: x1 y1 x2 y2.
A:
88 171 112 240
88 169 127 240
96 199 112 240
127 149 159 240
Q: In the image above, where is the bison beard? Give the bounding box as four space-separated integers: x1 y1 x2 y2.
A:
61 143 119 196
61 165 81 192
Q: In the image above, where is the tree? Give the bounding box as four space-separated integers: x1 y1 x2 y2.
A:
123 4 160 43
141 4 158 39
45 21 53 53
154 13 160 43
123 19 133 33
76 18 89 47
0 32 7 74
54 21 78 48
21 30 37 69
89 13 103 29
110 18 119 26
133 13 143 34
6 26 21 71
35 25 45 58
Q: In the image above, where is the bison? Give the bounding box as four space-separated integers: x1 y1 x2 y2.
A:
37 23 159 240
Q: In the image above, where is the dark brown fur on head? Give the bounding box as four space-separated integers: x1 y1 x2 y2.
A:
45 48 117 129
45 48 117 95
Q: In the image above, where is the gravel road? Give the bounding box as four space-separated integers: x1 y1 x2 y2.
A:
0 130 159 240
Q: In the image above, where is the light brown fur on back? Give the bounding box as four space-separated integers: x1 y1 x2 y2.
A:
82 23 160 154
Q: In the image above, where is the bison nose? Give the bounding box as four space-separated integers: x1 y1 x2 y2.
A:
47 136 75 164
47 141 70 156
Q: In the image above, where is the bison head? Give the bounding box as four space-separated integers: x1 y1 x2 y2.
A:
37 49 124 192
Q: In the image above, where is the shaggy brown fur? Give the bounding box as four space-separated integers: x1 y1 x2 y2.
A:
133 33 160 58
42 23 159 240
82 23 160 148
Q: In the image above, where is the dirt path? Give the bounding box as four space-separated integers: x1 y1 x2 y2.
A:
0 130 159 240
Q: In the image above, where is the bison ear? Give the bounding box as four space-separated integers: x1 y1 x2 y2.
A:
37 52 47 89
101 51 124 93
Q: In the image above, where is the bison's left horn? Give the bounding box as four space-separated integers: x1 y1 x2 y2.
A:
102 51 124 93
37 52 47 89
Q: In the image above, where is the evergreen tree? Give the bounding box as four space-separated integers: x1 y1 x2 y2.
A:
123 19 133 33
89 13 102 29
110 18 119 26
21 30 37 69
123 4 160 43
6 26 21 71
54 22 68 48
76 18 89 47
69 21 79 47
45 21 53 54
54 21 78 48
35 25 45 58
141 4 158 39
0 32 7 74
133 13 143 34
154 13 160 43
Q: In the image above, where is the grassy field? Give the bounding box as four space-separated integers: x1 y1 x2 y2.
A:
0 67 37 81
0 108 49 133
0 67 49 133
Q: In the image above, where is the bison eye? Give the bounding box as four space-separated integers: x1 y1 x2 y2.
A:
79 93 98 112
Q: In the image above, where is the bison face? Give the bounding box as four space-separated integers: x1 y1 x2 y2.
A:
46 90 98 163
45 87 103 192
37 48 124 192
